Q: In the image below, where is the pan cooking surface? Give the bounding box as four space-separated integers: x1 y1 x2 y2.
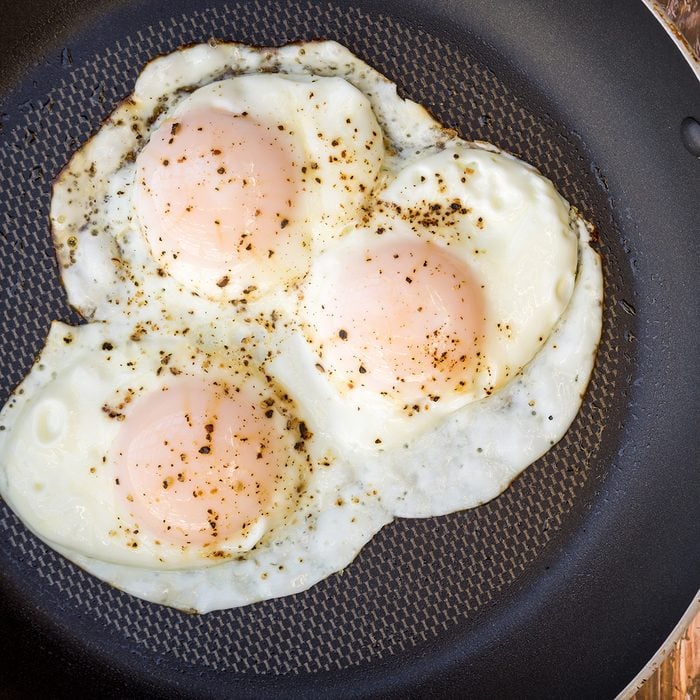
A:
0 0 644 689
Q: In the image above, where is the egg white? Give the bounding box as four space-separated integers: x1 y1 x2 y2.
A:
0 40 604 612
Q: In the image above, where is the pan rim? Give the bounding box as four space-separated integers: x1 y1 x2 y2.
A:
0 0 696 696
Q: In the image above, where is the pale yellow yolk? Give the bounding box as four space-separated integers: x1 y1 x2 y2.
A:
110 378 287 548
134 108 298 290
307 238 484 403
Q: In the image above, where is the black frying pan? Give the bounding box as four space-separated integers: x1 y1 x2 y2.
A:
0 1 698 697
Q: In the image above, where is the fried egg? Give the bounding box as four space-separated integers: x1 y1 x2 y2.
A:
0 40 603 612
0 321 390 609
367 218 601 516
267 145 578 449
51 65 384 317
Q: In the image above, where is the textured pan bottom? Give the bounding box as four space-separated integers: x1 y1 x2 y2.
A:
0 0 633 675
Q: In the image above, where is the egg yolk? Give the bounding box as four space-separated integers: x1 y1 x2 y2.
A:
134 108 298 291
305 238 485 403
110 378 289 548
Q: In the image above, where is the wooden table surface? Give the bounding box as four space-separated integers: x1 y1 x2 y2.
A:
632 606 699 698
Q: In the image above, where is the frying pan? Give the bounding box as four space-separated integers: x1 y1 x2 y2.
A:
0 0 698 697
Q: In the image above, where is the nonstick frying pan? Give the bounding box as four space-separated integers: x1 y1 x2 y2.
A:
0 0 698 697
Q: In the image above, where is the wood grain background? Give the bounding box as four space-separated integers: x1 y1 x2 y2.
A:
633 606 699 698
